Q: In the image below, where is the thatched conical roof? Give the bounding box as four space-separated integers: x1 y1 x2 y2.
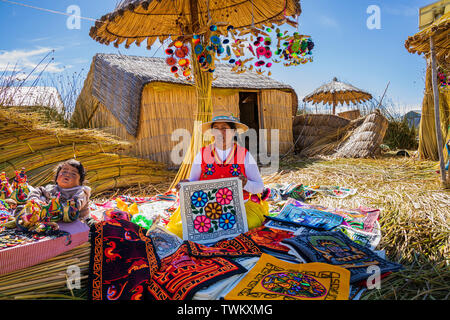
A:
90 0 302 49
303 77 373 107
405 11 450 66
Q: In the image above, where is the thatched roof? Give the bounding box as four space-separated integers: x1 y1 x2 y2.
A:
292 114 351 151
89 53 297 136
303 77 373 106
293 110 388 158
405 11 450 65
90 0 301 49
0 86 64 113
333 110 388 158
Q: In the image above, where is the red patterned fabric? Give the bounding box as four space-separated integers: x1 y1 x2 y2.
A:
243 225 295 253
147 243 246 300
199 143 249 200
88 219 160 300
186 234 261 258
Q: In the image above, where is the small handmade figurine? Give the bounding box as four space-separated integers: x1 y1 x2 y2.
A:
11 169 30 204
15 193 81 234
0 172 13 200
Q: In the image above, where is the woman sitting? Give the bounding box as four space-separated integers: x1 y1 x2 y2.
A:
166 110 269 238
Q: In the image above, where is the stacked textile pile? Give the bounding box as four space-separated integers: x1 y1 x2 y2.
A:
86 181 401 301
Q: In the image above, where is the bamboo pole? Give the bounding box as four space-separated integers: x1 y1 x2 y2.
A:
429 36 447 186
169 0 213 190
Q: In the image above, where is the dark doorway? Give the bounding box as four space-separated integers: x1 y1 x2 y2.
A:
239 92 259 155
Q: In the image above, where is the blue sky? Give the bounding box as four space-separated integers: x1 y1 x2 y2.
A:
0 0 434 114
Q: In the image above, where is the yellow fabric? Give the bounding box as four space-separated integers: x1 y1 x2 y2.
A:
165 199 268 239
224 254 350 300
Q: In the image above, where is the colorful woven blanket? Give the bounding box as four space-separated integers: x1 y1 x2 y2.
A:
88 219 160 300
224 253 351 300
282 231 402 284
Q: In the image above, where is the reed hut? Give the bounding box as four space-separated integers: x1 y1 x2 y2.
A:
405 11 450 164
333 110 388 158
72 53 298 165
293 110 388 158
292 114 351 151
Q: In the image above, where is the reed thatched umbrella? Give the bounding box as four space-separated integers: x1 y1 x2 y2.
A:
405 12 450 186
303 77 372 115
89 0 302 189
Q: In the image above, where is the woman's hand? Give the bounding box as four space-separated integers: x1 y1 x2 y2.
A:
175 179 190 191
238 174 248 187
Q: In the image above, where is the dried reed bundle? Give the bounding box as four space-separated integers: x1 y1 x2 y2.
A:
0 107 173 195
0 243 90 300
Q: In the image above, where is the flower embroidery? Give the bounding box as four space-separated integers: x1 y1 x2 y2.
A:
216 187 233 205
230 164 241 176
191 191 208 207
194 215 211 233
204 202 222 220
219 213 236 230
204 164 215 176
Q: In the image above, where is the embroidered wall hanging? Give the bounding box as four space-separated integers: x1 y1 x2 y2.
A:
224 253 350 300
179 178 248 244
243 226 294 254
265 198 344 231
147 243 247 300
333 222 381 249
185 233 261 259
193 257 260 300
281 231 402 283
328 206 380 233
88 219 160 300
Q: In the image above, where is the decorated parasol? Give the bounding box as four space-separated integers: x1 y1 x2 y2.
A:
303 77 372 115
89 0 312 189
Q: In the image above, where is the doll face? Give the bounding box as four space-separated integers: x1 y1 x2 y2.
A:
211 122 235 147
56 164 81 189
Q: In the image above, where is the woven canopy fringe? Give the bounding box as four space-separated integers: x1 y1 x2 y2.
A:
405 11 450 65
302 77 372 106
90 0 302 49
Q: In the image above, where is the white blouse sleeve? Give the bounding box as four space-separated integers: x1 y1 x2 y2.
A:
188 151 202 182
243 152 264 194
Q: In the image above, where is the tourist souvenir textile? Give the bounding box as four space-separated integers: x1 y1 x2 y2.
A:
266 198 344 231
334 221 381 249
147 243 247 300
185 233 261 258
329 206 380 233
193 257 260 300
224 254 350 300
281 231 402 283
103 209 131 222
146 225 183 259
179 178 248 244
88 219 160 300
287 184 317 201
243 225 295 257
304 185 357 199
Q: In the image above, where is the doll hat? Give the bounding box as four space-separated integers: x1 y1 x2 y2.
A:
201 110 249 134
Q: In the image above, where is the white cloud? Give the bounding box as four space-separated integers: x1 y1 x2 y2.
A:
0 47 68 74
318 15 340 28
